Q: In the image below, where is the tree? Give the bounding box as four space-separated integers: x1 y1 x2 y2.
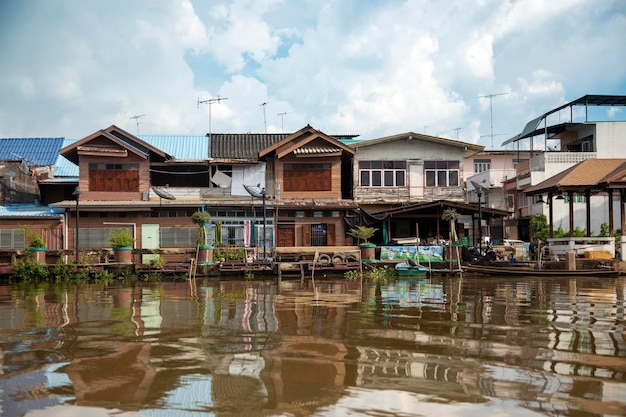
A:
529 214 549 241
441 208 461 243
348 225 378 245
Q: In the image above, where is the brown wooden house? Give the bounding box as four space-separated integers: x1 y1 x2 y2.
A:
259 125 358 247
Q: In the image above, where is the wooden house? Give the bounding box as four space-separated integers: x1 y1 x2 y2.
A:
259 125 359 247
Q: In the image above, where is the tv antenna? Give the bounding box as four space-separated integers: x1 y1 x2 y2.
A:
130 114 146 134
198 96 228 138
480 133 506 149
277 112 290 133
260 102 269 133
479 92 509 149
452 127 462 139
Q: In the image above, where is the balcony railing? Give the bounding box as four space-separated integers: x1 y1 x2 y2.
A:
530 152 596 172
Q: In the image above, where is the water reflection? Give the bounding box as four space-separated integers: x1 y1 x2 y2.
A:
0 276 624 417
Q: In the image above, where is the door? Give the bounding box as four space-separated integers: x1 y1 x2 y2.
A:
141 224 160 264
277 224 295 247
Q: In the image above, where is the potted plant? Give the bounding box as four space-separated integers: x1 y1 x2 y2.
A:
20 226 47 264
192 210 214 265
348 225 378 262
109 227 135 264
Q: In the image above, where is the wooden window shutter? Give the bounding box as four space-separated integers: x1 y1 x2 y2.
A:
327 223 335 246
303 224 311 247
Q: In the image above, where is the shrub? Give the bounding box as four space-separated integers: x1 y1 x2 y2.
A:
109 228 135 248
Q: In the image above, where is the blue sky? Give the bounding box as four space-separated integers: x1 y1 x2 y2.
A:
1 0 625 149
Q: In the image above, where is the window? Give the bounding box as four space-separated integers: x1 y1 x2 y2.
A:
284 163 331 191
89 163 139 192
311 224 327 246
425 161 459 187
359 161 406 187
474 159 491 173
0 229 25 249
78 227 131 249
161 227 196 247
564 195 587 203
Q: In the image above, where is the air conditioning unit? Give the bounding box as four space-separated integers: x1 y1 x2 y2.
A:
142 191 150 201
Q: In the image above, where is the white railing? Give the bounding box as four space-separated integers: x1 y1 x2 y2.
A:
547 236 615 257
530 152 596 172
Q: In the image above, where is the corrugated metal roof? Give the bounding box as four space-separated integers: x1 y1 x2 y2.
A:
0 137 65 166
0 204 64 218
54 139 79 177
210 133 289 159
139 135 209 160
210 132 359 159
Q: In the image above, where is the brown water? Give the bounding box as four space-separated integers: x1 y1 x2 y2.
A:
0 275 625 417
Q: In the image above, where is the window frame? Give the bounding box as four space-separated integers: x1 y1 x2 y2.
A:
358 160 406 187
424 160 460 187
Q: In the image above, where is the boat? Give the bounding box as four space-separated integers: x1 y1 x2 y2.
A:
462 264 619 277
395 259 429 276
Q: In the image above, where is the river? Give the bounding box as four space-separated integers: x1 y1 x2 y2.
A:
0 274 625 417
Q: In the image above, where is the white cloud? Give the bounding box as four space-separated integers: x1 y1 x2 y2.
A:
0 0 624 149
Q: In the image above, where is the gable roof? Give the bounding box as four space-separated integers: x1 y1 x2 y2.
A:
211 131 361 161
351 132 484 158
0 137 66 166
60 125 171 165
259 125 355 159
525 158 626 195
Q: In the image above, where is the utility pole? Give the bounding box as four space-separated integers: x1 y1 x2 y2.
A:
277 112 289 133
479 92 508 149
260 102 268 133
130 115 146 134
198 96 228 138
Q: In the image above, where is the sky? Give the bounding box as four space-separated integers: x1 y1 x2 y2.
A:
1 0 625 149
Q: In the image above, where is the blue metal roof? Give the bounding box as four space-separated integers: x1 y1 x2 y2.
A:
0 137 65 166
0 204 65 218
54 138 78 177
139 135 210 160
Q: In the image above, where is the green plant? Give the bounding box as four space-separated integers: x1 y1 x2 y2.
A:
573 226 586 237
148 251 166 266
108 227 135 248
348 225 378 245
19 225 46 248
442 208 461 242
599 222 609 237
368 265 395 282
191 210 212 246
529 214 549 241
344 270 362 280
11 257 49 282
214 220 223 246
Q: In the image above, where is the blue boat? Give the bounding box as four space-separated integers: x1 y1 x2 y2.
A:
394 259 429 276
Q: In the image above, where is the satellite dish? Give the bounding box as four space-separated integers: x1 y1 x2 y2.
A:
243 184 264 198
152 186 176 200
470 180 490 194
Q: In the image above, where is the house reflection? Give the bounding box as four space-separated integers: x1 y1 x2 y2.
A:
0 277 624 416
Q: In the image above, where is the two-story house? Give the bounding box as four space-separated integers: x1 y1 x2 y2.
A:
503 94 626 240
348 132 512 245
259 125 359 247
44 124 359 262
